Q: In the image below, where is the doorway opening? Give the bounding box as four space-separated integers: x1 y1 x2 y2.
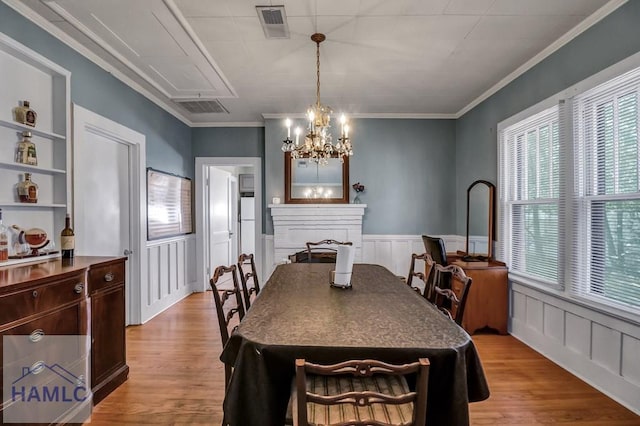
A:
195 157 262 292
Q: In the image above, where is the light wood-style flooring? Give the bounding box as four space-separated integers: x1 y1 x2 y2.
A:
88 292 639 425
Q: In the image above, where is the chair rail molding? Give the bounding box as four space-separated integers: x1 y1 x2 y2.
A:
269 204 366 266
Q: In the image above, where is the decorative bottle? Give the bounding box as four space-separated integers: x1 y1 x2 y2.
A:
0 208 8 262
61 213 75 259
17 173 38 203
15 131 37 166
13 100 37 127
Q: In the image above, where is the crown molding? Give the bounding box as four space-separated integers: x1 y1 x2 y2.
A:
190 121 265 128
455 0 628 118
262 112 456 120
2 0 193 126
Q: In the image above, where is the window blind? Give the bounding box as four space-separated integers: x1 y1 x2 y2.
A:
147 168 193 240
572 67 640 310
499 105 561 287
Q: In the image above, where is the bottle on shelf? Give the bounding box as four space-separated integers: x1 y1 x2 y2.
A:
15 131 37 166
0 208 8 262
61 213 74 259
13 100 37 127
16 172 38 203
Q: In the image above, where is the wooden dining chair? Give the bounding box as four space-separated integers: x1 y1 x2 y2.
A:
406 252 433 297
293 358 430 426
209 264 245 389
422 254 438 304
432 264 472 326
237 253 260 310
304 239 352 263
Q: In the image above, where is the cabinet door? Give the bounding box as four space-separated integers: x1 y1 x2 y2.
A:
91 283 126 388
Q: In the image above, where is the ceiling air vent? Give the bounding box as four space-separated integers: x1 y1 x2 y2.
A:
175 99 229 114
256 6 290 39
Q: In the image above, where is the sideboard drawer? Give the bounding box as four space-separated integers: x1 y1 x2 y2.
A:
0 272 86 326
88 262 125 293
2 303 85 359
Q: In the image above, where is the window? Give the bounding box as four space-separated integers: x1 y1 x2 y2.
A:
499 106 561 287
573 71 640 310
500 66 640 315
147 168 193 240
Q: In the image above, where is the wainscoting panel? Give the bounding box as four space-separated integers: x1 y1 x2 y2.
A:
511 282 640 415
565 312 591 355
622 335 640 386
143 235 197 323
262 234 462 279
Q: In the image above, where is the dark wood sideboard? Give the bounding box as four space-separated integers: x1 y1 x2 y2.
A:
451 259 509 335
0 256 129 421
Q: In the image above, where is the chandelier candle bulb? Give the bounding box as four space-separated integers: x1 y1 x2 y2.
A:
286 118 291 137
295 127 301 145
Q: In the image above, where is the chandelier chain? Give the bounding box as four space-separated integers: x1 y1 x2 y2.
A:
316 39 321 108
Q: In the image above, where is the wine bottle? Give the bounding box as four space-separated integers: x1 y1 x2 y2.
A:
61 213 75 258
0 208 8 262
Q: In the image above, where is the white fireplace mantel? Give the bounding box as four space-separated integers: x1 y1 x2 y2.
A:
269 204 366 264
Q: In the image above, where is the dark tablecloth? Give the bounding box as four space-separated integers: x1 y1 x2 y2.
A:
220 263 489 426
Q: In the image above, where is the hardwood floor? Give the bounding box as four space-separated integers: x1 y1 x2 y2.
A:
88 292 639 425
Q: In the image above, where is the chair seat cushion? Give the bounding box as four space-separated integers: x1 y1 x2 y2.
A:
293 374 414 426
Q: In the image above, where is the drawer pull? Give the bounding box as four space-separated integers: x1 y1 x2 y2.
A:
31 360 45 375
74 283 84 294
32 290 38 298
104 272 115 282
30 329 45 343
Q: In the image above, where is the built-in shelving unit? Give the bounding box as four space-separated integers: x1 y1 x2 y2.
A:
0 31 71 267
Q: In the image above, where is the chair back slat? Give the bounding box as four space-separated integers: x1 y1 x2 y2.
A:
237 253 260 310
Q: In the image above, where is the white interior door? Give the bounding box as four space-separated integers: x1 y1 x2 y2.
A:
73 104 146 325
208 167 233 286
229 176 238 261
195 157 262 293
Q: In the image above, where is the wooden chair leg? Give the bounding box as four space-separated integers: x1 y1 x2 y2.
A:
224 364 232 391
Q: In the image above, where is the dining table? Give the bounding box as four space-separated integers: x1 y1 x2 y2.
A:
220 262 490 426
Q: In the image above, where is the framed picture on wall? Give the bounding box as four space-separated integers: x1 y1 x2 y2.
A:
146 168 193 240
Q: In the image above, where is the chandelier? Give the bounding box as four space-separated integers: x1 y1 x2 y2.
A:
282 33 353 165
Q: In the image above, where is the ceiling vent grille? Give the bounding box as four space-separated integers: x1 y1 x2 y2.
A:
175 99 229 114
256 6 289 39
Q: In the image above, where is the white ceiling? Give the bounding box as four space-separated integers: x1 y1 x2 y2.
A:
5 0 622 125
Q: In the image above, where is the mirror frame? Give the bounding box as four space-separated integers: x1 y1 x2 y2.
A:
465 179 496 261
284 152 350 204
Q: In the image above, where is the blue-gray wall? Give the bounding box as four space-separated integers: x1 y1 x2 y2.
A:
192 127 264 158
6 0 640 238
455 0 640 234
0 2 193 179
264 118 456 235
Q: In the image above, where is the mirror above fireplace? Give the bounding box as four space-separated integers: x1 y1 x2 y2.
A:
284 152 349 204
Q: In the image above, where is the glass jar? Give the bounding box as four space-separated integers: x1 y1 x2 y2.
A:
15 131 37 165
13 100 37 127
17 172 38 203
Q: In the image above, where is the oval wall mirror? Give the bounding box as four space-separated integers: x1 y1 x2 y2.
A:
464 180 496 261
